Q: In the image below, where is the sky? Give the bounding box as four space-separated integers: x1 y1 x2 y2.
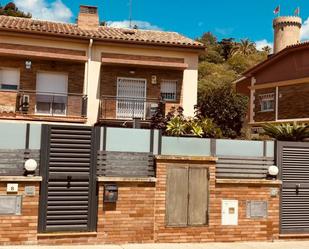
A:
6 0 309 50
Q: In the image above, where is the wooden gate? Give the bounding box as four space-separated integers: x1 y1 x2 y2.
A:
278 141 309 234
38 125 99 233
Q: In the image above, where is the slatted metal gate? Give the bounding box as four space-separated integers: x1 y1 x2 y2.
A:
278 141 309 234
38 125 99 233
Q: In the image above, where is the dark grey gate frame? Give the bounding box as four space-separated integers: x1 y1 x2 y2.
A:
38 124 99 233
277 141 309 234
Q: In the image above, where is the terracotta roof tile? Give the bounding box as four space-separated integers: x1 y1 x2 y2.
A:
0 15 204 49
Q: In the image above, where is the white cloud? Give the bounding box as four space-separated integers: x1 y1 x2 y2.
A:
214 27 234 36
14 0 73 23
255 39 273 51
301 17 309 40
106 20 162 31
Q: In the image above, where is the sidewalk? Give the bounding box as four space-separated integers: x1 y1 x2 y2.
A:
1 241 309 249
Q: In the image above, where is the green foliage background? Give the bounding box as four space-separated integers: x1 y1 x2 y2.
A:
196 33 270 137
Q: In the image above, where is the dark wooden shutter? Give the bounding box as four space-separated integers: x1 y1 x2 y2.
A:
188 167 208 225
166 167 188 226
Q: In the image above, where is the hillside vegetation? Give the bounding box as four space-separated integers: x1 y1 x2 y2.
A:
195 33 270 138
196 32 269 95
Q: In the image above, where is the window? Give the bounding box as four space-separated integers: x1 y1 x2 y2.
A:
166 167 209 227
259 93 275 112
161 80 177 101
0 68 20 90
36 72 68 115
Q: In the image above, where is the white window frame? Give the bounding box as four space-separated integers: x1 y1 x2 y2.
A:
0 67 20 91
161 79 177 101
259 93 275 112
116 77 147 119
35 71 68 116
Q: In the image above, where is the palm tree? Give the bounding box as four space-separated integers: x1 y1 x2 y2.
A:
232 39 256 56
262 46 272 55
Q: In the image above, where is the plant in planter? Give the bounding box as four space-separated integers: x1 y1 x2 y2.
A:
166 116 187 136
186 119 204 137
262 123 309 141
199 118 223 138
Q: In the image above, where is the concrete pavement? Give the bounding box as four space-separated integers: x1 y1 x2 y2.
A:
1 241 309 249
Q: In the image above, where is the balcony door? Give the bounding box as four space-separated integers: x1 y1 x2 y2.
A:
36 72 68 116
116 77 147 119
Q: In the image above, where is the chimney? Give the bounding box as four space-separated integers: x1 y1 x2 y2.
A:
77 5 99 30
273 16 302 53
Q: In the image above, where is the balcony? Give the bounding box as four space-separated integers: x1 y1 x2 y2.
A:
0 90 87 123
99 95 164 127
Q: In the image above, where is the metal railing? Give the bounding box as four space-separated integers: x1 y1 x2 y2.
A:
100 95 163 120
0 90 87 118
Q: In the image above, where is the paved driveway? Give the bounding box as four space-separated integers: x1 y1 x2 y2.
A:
1 241 309 249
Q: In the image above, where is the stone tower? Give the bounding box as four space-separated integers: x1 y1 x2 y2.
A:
273 16 302 54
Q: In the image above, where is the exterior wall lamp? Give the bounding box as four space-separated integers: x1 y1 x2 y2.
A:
25 60 32 70
24 159 38 176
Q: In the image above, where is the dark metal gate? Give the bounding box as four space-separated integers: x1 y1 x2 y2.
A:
278 141 309 234
38 125 99 233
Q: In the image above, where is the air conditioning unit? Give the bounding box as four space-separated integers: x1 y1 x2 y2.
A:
20 94 30 113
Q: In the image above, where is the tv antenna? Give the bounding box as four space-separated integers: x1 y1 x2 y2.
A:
129 0 132 28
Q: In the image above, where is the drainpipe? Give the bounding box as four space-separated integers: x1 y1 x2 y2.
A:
85 38 93 96
82 39 93 118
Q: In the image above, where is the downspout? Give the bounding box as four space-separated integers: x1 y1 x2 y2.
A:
85 38 94 96
83 39 93 118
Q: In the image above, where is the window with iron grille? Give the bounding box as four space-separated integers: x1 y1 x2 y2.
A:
161 80 177 101
259 93 275 112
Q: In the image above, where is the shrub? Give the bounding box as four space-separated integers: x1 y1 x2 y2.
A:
197 84 248 138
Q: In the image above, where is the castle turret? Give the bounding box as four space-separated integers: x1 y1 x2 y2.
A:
273 16 302 54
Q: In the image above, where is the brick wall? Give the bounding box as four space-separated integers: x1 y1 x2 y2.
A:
154 157 279 243
0 158 280 245
0 57 85 93
154 159 216 243
0 57 85 120
98 182 155 243
0 182 40 245
100 65 183 119
214 184 279 242
278 83 309 120
254 88 276 122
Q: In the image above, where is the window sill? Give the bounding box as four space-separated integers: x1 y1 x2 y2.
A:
259 110 274 113
0 176 42 182
37 232 97 237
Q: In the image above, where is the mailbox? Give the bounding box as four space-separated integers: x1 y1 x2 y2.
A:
104 184 118 203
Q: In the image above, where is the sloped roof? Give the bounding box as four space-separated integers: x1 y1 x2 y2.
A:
0 15 205 49
242 41 309 77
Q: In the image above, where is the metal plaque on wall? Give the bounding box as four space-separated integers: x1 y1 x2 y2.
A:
0 195 22 215
246 200 268 218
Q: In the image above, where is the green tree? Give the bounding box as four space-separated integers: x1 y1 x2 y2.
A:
197 84 248 138
232 39 256 56
198 32 224 64
218 38 236 60
0 2 31 18
262 46 272 55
